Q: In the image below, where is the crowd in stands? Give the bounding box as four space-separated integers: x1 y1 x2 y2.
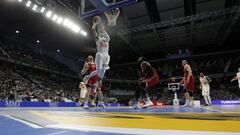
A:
158 88 239 105
0 39 75 75
0 36 81 102
0 41 117 103
108 51 240 80
1 36 240 105
106 50 240 105
0 63 80 102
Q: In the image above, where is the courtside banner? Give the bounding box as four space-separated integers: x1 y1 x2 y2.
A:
0 101 5 107
211 100 240 105
0 101 125 107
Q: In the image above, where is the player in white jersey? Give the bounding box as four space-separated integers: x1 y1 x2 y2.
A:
79 82 87 100
231 68 240 89
199 72 212 106
83 16 110 84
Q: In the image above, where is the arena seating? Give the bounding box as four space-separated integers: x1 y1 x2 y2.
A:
1 40 239 104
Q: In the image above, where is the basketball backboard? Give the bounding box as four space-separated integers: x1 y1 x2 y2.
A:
168 83 180 91
80 0 137 19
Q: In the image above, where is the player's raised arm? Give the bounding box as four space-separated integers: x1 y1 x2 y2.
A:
92 22 98 40
81 62 89 76
92 16 101 41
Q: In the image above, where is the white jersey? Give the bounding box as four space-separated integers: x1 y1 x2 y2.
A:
237 72 240 84
96 36 109 54
200 76 210 90
79 82 87 99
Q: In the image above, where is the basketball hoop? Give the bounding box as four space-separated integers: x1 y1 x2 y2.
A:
168 83 180 91
104 8 120 27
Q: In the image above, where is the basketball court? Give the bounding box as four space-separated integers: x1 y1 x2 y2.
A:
1 0 240 135
0 105 240 135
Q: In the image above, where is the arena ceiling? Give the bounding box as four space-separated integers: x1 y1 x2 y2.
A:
0 0 240 65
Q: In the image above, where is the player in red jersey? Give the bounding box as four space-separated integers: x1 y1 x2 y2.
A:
81 55 105 109
133 57 160 109
180 60 195 107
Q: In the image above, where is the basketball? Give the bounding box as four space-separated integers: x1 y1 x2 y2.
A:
93 16 101 24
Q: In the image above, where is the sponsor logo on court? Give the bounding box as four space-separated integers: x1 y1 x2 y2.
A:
0 101 123 107
220 100 240 104
5 101 21 108
75 102 81 107
49 102 58 107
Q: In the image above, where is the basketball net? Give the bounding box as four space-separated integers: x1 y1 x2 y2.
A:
104 8 120 27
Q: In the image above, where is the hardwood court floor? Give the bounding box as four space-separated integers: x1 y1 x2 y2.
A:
0 105 240 135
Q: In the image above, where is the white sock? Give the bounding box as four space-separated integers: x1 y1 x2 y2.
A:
147 98 151 103
207 95 212 104
185 99 189 105
204 95 209 104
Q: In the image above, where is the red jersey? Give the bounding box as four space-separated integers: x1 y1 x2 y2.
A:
81 62 96 76
140 61 160 89
87 62 100 94
184 65 190 80
183 64 194 80
183 64 195 91
140 62 158 79
87 62 96 73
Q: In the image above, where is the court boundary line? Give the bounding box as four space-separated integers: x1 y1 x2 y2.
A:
198 106 224 113
46 124 240 135
4 115 43 129
47 130 68 135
